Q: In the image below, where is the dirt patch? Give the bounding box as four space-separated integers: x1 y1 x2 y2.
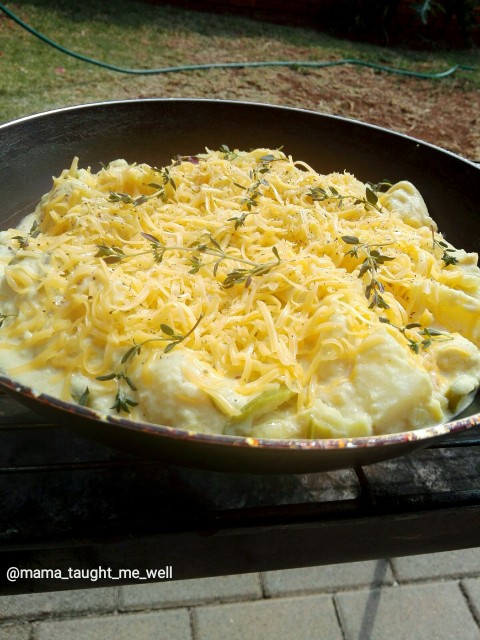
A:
138 65 479 160
272 66 480 159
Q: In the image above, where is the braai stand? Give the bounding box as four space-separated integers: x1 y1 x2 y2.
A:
0 390 479 595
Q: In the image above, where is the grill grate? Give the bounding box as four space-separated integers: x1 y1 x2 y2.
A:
0 389 479 594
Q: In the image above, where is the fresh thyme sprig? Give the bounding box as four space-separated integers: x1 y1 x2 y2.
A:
186 235 231 276
96 370 139 414
140 233 169 263
109 192 137 205
220 146 283 168
228 153 284 229
342 235 394 309
158 167 177 191
94 316 203 414
96 234 282 288
108 184 165 207
229 168 269 229
190 237 281 288
418 327 452 349
220 150 283 229
228 210 251 230
379 317 451 353
159 314 204 353
431 229 459 266
257 153 283 174
242 174 269 210
309 185 383 213
222 246 281 289
219 144 238 161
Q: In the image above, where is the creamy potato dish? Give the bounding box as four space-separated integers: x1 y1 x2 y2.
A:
0 147 479 439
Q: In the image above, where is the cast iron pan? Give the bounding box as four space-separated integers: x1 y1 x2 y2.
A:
0 99 479 473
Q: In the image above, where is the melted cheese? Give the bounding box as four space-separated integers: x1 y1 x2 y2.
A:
0 149 479 438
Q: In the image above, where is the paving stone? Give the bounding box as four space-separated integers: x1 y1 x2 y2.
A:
34 609 191 640
463 578 480 624
335 581 480 640
391 547 480 582
0 624 32 640
120 573 262 610
193 593 342 640
262 559 394 596
0 587 117 621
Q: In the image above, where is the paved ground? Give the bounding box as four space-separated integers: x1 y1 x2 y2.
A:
1 547 479 639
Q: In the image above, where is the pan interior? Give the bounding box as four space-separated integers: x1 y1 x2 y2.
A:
0 99 479 472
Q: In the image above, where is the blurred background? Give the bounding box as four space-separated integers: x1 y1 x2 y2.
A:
1 0 479 157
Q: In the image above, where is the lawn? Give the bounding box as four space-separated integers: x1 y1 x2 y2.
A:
1 0 479 157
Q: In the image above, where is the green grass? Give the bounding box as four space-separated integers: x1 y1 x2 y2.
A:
0 0 479 123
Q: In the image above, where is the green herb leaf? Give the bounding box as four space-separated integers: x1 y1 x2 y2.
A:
96 372 117 381
341 235 360 245
188 256 203 274
160 324 175 336
209 236 222 251
78 387 90 407
124 375 137 391
358 261 370 278
121 344 141 364
408 341 420 354
342 235 393 309
29 220 40 238
431 230 459 267
365 186 379 206
141 232 161 245
95 245 127 263
421 327 444 337
219 144 238 160
442 252 459 266
111 389 138 413
382 318 451 353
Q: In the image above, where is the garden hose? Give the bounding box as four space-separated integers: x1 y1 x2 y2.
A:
0 1 475 78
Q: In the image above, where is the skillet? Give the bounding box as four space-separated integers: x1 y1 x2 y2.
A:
0 98 479 473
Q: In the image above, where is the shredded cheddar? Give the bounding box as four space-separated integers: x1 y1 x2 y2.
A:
0 148 479 439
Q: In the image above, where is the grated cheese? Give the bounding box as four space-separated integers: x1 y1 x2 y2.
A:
0 148 479 439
